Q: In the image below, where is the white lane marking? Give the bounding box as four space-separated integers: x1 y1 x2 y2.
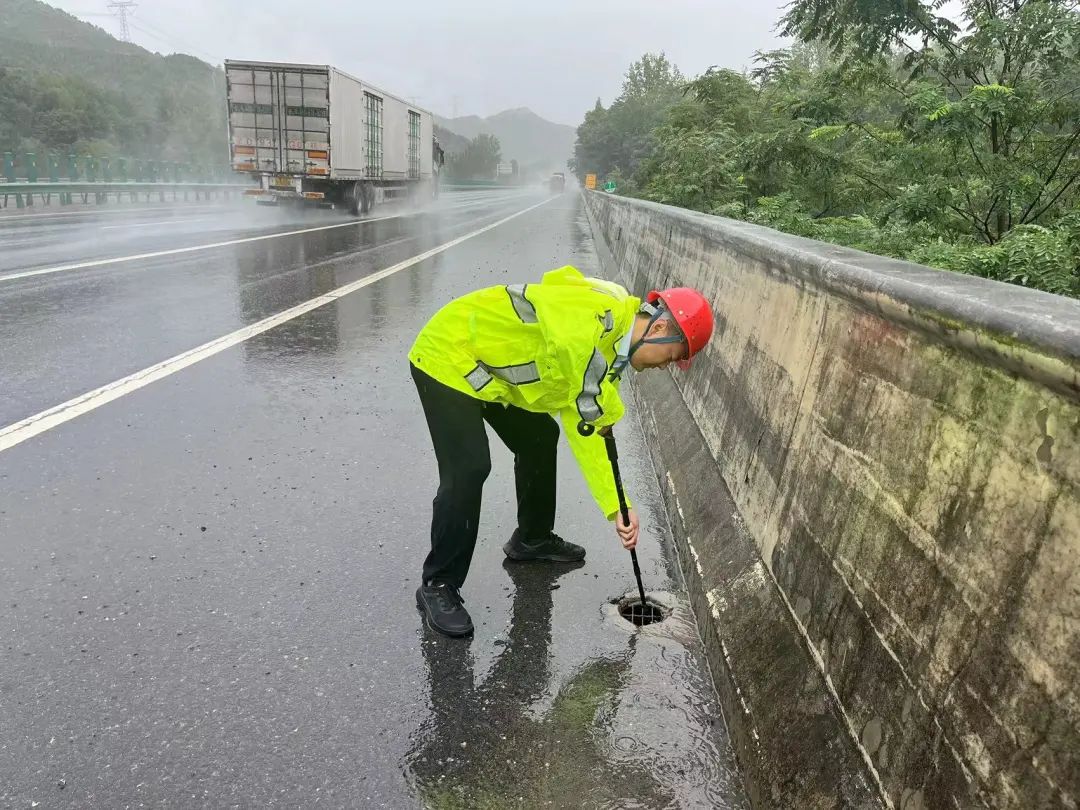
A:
0 196 556 454
0 213 394 283
0 191 523 224
0 195 527 284
101 218 212 230
0 205 232 223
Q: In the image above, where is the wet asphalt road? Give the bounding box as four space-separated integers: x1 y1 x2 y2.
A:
0 191 746 808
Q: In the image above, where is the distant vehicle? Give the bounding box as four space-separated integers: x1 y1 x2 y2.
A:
549 172 566 193
225 60 444 214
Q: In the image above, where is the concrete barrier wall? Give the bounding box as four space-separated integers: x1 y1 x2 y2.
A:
583 191 1080 809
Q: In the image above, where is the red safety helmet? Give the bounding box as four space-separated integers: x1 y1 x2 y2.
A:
646 287 714 370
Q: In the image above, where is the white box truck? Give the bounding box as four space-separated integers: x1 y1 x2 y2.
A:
225 60 444 214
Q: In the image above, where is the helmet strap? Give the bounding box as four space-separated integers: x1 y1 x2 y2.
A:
631 304 686 349
609 303 685 381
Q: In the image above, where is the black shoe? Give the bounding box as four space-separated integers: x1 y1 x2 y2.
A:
503 530 586 562
416 583 474 637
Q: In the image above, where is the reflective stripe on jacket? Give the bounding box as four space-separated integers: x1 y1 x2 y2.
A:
408 265 640 519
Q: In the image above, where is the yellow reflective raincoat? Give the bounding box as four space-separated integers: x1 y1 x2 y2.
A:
409 265 640 520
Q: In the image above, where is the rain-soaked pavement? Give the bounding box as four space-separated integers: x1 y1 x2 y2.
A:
0 190 747 808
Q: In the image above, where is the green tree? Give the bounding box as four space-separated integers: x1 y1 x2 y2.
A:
575 6 1080 297
636 123 744 211
0 2 229 166
570 53 685 183
0 63 226 165
781 0 1080 242
446 133 502 181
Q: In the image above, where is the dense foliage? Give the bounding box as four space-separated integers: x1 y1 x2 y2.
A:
445 134 502 181
0 65 226 165
574 1 1080 298
1 0 227 165
434 124 471 156
570 54 685 183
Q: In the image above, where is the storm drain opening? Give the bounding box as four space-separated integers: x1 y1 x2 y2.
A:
616 596 669 627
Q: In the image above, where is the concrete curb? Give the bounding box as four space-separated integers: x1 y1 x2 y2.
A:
584 185 1080 808
585 196 885 808
633 368 884 808
592 192 1080 403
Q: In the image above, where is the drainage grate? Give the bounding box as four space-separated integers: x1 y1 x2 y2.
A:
617 597 667 627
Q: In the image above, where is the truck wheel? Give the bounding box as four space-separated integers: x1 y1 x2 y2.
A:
361 184 375 214
348 181 364 216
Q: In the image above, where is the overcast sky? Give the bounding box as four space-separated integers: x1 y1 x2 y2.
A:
49 0 789 125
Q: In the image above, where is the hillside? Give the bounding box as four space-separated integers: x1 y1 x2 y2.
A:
0 0 226 164
434 125 470 156
435 108 575 174
0 0 572 174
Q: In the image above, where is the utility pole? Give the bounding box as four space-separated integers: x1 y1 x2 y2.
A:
107 0 137 42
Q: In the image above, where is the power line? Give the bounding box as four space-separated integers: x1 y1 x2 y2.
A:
126 17 221 64
106 0 137 42
66 6 220 65
126 24 216 65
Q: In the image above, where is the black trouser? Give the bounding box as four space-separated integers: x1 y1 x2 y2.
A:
411 363 559 588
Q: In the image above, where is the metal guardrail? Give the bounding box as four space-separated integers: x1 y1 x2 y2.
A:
3 151 231 184
443 181 518 190
1 150 247 209
0 181 253 210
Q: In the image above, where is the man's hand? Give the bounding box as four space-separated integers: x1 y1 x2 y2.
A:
615 508 640 550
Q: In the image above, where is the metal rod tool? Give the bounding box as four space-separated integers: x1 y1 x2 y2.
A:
602 428 648 608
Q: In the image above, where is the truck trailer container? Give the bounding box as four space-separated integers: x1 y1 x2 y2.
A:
225 60 444 214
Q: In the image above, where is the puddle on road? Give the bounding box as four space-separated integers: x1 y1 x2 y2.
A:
404 567 747 809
